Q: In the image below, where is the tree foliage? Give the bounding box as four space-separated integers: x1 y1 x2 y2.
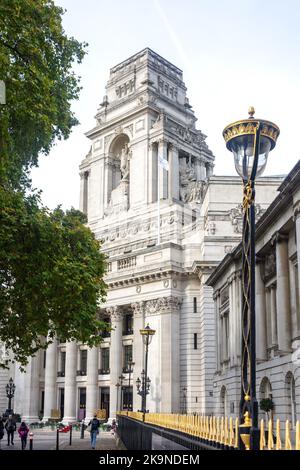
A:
0 0 87 186
0 1 108 367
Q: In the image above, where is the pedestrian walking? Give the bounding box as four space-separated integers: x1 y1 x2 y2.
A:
18 422 29 450
5 414 16 446
0 417 4 449
87 414 100 449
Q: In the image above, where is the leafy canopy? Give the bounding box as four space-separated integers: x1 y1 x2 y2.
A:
0 0 87 186
0 1 108 366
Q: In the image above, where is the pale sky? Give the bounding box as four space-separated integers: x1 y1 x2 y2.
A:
31 0 300 209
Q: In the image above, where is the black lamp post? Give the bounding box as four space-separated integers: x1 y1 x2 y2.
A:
5 377 16 415
223 107 279 450
115 382 120 414
136 324 155 418
127 361 135 414
119 374 125 411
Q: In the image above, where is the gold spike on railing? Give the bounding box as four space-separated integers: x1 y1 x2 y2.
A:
276 419 282 450
285 420 292 450
224 417 229 446
296 421 300 451
260 419 266 450
234 418 239 449
229 417 234 447
220 417 225 445
267 419 274 450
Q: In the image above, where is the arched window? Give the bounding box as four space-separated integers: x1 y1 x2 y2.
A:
220 386 228 417
285 372 296 428
259 377 273 422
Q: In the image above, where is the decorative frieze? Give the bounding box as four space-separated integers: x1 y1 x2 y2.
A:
144 296 182 316
229 203 265 233
115 78 135 98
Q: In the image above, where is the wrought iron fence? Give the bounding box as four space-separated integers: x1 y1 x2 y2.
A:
117 412 300 451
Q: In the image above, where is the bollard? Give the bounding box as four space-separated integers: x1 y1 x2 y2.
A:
69 424 72 446
29 432 34 450
56 427 59 450
80 420 85 439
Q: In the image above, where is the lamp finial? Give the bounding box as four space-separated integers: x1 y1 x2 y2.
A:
248 106 255 118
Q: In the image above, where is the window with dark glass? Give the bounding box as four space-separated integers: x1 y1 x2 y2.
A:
100 348 110 374
123 345 133 371
58 351 66 377
102 318 111 338
80 350 87 374
193 297 197 313
123 314 133 335
194 333 198 350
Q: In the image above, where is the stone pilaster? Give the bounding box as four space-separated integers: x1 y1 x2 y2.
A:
256 260 267 361
63 341 77 423
85 346 99 422
158 139 168 199
148 141 158 203
274 233 292 352
43 338 58 422
168 144 179 201
108 306 122 418
270 284 278 348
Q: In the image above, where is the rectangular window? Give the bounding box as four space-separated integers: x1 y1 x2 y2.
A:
123 345 133 369
61 351 66 374
43 351 46 368
123 314 133 335
80 350 87 373
194 333 198 350
193 297 197 313
101 348 110 372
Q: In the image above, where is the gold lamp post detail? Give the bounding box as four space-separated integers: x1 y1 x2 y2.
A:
223 108 279 450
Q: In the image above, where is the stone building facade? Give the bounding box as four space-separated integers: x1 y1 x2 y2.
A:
207 161 300 427
7 49 282 423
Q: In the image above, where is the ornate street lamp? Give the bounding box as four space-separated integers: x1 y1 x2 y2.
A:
223 107 280 450
136 324 155 418
5 377 16 415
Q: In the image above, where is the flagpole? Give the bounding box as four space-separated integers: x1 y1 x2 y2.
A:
157 151 160 245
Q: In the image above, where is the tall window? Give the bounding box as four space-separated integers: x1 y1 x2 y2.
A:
80 350 87 373
61 351 66 374
220 386 228 417
219 287 229 365
286 372 297 428
123 345 133 370
123 314 133 335
101 348 110 373
193 333 198 350
193 297 197 313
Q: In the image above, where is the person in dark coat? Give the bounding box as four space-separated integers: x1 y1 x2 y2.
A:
18 422 29 450
5 415 16 446
88 414 100 449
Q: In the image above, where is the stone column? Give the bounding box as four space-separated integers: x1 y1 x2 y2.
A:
22 354 40 422
168 144 179 201
293 201 300 332
131 302 145 412
148 141 158 203
228 276 235 365
270 285 278 348
265 287 272 349
85 346 99 422
199 161 206 180
256 261 267 361
43 338 58 422
63 341 77 423
214 291 221 370
160 297 181 413
275 234 292 352
158 139 168 199
108 307 122 419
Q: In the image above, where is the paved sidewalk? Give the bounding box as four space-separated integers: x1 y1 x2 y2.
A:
58 431 123 451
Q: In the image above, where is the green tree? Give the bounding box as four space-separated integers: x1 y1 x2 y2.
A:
0 0 87 186
0 1 108 367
